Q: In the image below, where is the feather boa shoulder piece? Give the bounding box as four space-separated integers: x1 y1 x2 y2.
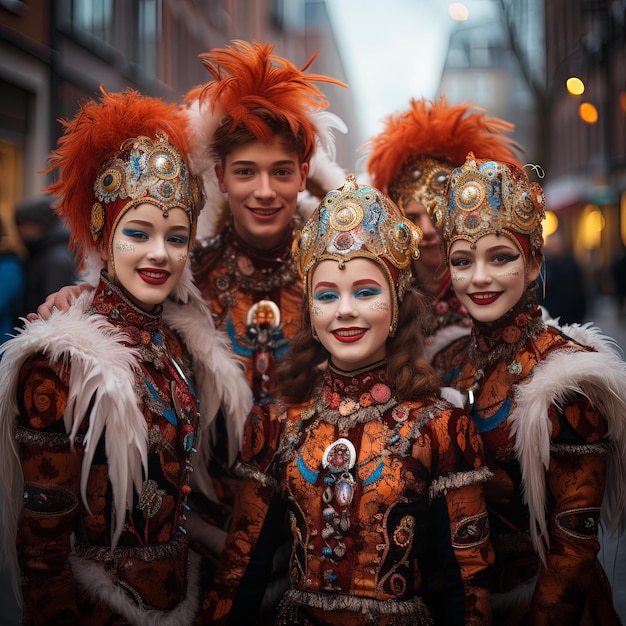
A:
0 291 147 602
509 321 626 565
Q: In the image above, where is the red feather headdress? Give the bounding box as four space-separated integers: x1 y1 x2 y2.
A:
366 96 523 192
189 39 345 163
45 88 197 267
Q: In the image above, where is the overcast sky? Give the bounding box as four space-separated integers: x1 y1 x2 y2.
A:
324 0 497 143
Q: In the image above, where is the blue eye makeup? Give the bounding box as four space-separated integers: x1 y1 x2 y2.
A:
169 234 190 245
313 290 339 302
355 287 382 298
121 228 147 239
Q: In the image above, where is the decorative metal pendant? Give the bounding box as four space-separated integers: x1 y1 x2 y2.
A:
322 438 356 473
181 424 194 452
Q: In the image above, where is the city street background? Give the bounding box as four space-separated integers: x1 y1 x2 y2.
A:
1 0 625 622
586 295 626 622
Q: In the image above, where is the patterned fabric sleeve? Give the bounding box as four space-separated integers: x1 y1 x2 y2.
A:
197 402 283 625
427 405 494 626
15 354 83 625
530 398 609 625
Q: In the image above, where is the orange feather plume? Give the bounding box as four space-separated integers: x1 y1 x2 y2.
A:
45 87 191 263
189 39 346 163
367 97 523 192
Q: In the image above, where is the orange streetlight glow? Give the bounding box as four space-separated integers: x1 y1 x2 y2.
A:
543 211 558 239
579 102 598 124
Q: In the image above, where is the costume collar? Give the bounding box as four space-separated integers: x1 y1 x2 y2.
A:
322 360 392 412
469 287 545 368
91 271 162 335
227 225 294 271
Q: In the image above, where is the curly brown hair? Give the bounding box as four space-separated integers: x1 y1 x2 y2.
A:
277 287 442 404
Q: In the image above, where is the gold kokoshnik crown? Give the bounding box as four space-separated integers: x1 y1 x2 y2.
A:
293 174 422 334
91 131 201 244
438 152 545 261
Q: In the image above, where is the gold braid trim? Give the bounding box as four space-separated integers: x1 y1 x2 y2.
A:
72 535 186 564
233 459 279 490
550 441 613 456
14 425 85 450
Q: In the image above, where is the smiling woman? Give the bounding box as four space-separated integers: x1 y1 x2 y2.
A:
0 89 251 625
106 204 191 310
433 152 626 625
217 174 497 625
449 234 538 322
310 257 392 370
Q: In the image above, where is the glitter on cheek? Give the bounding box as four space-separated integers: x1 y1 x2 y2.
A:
177 251 188 263
311 304 322 317
115 241 135 253
451 270 468 283
369 299 389 312
495 267 522 279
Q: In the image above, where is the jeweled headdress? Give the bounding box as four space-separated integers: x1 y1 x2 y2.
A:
46 88 201 268
293 174 422 334
184 39 347 236
366 97 522 219
441 153 545 261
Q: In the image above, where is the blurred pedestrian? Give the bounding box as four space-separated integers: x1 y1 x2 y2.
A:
0 213 24 345
538 230 588 323
610 246 626 316
14 195 78 317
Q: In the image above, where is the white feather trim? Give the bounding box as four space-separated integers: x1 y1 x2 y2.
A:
440 386 466 409
69 548 201 625
509 324 626 565
0 330 25 606
0 294 148 604
184 98 227 239
162 280 253 499
79 249 106 287
308 110 347 161
297 143 348 220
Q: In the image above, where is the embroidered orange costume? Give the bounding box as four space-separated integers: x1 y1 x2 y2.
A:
215 176 495 625
365 98 522 361
0 90 252 625
432 154 626 625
